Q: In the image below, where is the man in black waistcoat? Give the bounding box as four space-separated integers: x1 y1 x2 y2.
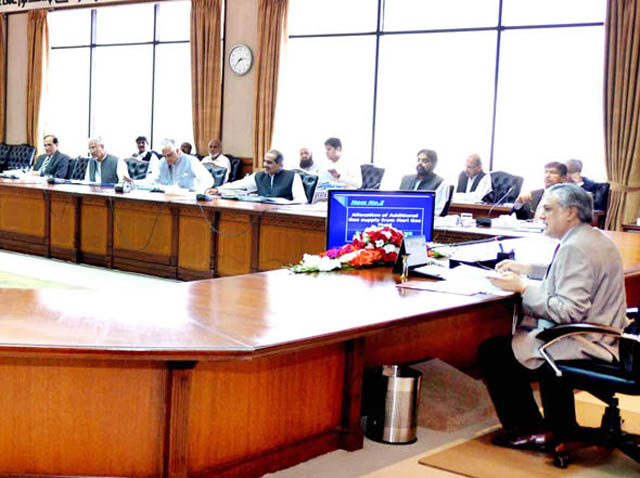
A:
455 153 492 202
32 134 70 179
399 148 450 215
206 149 307 203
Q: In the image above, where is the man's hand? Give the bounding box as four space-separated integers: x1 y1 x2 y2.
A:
328 168 340 179
495 260 532 276
515 192 532 204
205 187 218 195
488 271 527 294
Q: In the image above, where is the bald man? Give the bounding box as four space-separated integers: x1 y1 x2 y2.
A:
454 153 492 203
201 139 231 183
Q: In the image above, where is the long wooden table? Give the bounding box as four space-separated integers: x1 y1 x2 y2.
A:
0 179 326 280
2 232 640 478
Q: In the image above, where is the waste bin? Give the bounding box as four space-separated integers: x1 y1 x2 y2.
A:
364 364 422 444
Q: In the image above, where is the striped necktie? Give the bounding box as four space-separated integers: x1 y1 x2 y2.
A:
40 156 52 176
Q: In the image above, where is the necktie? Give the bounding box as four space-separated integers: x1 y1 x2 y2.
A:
545 243 561 279
169 164 174 182
40 156 52 176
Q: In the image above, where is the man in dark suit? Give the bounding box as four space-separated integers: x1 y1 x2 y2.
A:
32 135 69 179
480 183 628 451
566 159 596 193
514 161 567 220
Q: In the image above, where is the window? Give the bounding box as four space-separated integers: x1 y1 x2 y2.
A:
44 2 193 158
274 1 606 190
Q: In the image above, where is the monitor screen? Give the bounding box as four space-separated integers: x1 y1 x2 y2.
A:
326 190 435 249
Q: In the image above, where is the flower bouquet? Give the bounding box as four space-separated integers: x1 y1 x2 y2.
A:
289 225 404 273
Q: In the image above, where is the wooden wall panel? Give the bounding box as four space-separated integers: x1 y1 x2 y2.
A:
0 188 45 236
80 198 109 256
113 202 173 258
49 194 76 250
178 212 212 273
187 344 345 473
216 211 254 276
0 358 166 477
258 216 325 271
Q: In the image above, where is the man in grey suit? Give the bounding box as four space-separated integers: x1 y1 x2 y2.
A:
32 135 69 179
479 183 628 450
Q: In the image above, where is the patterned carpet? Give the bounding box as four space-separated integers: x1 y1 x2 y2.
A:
0 271 79 289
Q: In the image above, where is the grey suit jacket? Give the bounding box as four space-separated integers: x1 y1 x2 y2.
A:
34 151 70 179
513 223 629 369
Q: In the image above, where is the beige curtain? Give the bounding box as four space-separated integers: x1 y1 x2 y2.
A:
604 0 640 229
253 0 288 169
190 0 223 155
26 10 48 150
0 14 6 144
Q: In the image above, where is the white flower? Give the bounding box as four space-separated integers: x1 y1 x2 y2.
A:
301 254 341 271
339 250 362 263
375 239 384 248
383 244 398 253
381 230 392 240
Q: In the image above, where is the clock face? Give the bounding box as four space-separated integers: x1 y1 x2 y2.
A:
229 44 253 76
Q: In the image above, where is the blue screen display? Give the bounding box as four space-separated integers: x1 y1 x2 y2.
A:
326 190 435 249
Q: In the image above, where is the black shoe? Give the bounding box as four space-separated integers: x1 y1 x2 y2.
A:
491 431 555 452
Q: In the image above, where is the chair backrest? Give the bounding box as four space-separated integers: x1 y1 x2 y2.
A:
226 154 243 182
203 163 227 187
591 181 610 212
360 164 385 190
69 156 90 180
7 144 36 171
488 171 524 203
125 158 150 180
297 172 319 203
620 308 640 381
440 184 455 217
0 143 12 171
65 158 76 179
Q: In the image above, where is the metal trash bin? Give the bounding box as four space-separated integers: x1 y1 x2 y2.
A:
364 365 422 444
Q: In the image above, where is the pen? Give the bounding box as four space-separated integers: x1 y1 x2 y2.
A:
498 242 504 253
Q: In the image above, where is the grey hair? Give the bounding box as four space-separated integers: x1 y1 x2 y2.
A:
88 135 104 146
566 158 583 174
547 183 593 223
161 138 177 150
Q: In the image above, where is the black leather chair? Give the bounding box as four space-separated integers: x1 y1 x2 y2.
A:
486 171 524 204
440 184 455 217
203 163 227 187
0 143 12 172
226 154 243 182
360 164 385 189
536 307 640 468
591 181 610 212
297 172 319 203
6 144 36 171
125 158 150 180
69 157 90 180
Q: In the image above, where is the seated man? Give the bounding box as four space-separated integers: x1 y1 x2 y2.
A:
318 137 361 188
180 142 193 156
86 136 130 184
566 158 596 193
453 153 492 203
132 135 161 178
480 183 628 450
206 149 307 203
147 138 213 191
398 148 450 216
515 161 567 220
201 139 231 183
297 147 319 175
32 134 70 179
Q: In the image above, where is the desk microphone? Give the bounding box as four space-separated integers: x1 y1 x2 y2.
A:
477 187 514 228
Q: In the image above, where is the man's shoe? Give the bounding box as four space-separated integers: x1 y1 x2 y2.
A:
491 431 554 452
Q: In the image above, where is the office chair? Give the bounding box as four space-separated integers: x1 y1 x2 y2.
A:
226 154 243 182
203 163 227 187
485 171 524 204
536 307 640 468
125 158 150 180
591 182 610 212
69 157 90 180
296 171 319 203
0 143 12 172
360 164 385 189
440 184 455 217
6 144 36 171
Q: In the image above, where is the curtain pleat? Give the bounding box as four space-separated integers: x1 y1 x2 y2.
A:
604 0 640 229
190 0 223 155
253 0 288 169
26 10 48 151
0 15 6 144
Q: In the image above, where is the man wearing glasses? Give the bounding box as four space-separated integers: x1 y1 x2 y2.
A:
147 138 213 191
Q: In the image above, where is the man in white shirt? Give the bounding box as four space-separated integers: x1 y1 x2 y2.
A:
318 137 361 188
297 147 319 175
453 153 492 203
146 138 213 191
85 136 130 184
132 135 161 178
206 149 307 203
201 138 231 183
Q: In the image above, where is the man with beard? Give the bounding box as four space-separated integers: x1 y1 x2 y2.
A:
297 147 319 175
398 148 450 215
206 149 307 203
201 138 231 183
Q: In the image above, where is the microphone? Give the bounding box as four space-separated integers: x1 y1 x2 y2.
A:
477 187 514 228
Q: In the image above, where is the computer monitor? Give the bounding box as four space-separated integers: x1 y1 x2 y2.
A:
326 190 435 249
